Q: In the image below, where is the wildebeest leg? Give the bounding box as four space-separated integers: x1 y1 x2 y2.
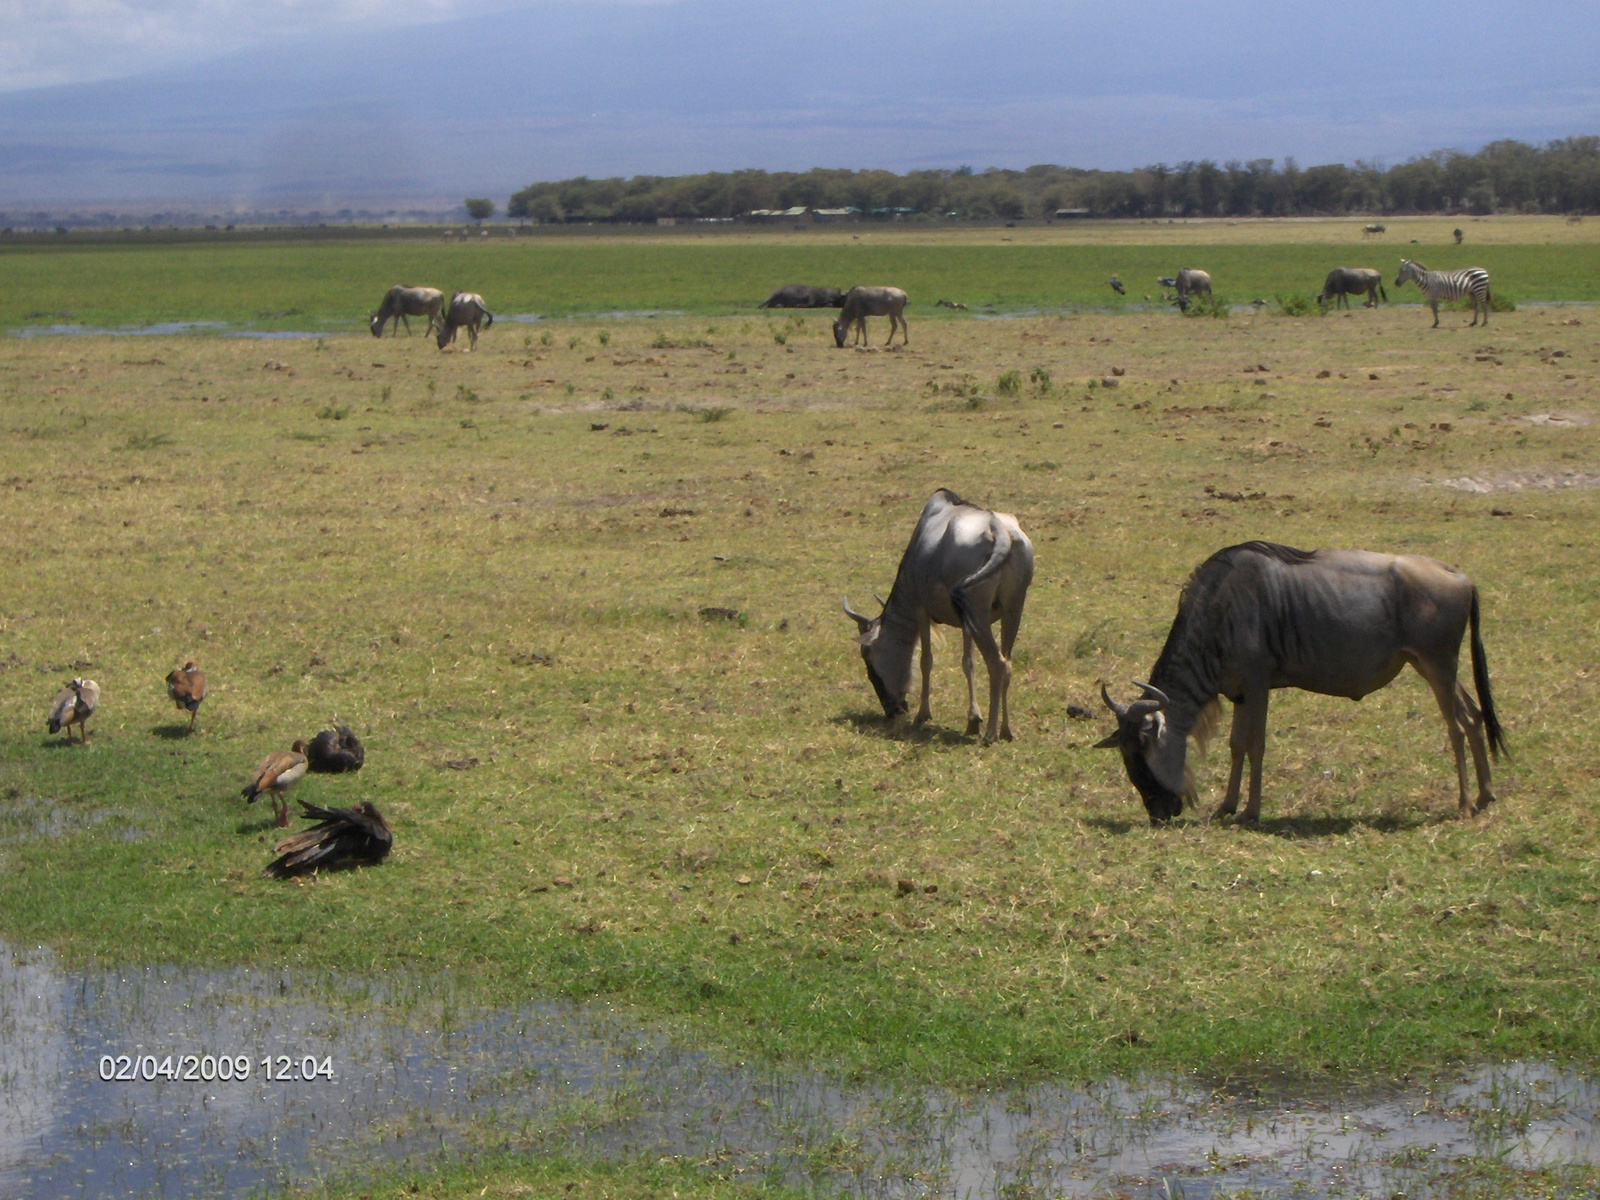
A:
996 594 1024 742
1415 660 1476 816
1213 700 1249 819
400 313 412 336
1240 691 1269 821
961 629 981 736
1453 681 1497 813
914 617 934 726
968 620 1010 743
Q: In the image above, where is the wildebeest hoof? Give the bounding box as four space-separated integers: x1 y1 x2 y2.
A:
1471 794 1497 815
966 716 982 736
913 712 930 726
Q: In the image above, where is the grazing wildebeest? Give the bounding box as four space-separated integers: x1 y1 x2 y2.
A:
833 286 909 347
436 292 493 350
1394 260 1491 328
843 488 1033 742
1096 542 1505 825
1362 223 1387 237
1317 267 1388 309
370 285 444 338
1174 269 1211 309
1454 227 1464 244
758 284 846 309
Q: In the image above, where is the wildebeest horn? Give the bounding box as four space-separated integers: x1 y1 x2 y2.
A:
1133 680 1170 707
1100 683 1127 719
873 593 887 609
842 596 872 632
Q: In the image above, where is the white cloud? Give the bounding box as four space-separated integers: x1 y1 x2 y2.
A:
0 0 488 91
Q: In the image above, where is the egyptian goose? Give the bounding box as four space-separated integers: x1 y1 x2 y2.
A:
263 801 392 878
47 678 99 743
165 661 208 731
241 741 308 827
305 724 365 773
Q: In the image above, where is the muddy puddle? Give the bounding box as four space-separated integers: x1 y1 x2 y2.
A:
1 941 1595 1199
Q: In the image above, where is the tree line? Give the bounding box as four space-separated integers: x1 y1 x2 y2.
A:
507 138 1600 223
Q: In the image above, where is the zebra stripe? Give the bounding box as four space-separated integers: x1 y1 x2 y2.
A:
1395 259 1491 327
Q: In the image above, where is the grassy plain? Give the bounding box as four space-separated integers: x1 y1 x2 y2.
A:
2 271 1599 1099
2 216 1600 330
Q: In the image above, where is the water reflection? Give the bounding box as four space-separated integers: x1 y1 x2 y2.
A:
0 942 1595 1199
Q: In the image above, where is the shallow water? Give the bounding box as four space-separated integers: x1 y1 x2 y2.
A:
1 941 1595 1199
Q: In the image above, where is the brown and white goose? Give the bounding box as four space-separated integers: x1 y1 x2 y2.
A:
241 741 309 827
165 661 208 731
47 678 99 743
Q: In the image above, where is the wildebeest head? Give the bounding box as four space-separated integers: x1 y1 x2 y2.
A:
843 597 910 718
368 312 384 337
832 316 850 348
1095 681 1186 823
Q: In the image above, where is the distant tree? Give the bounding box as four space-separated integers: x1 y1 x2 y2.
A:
464 198 495 222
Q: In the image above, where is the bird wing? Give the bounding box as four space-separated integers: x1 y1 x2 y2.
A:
76 680 99 715
167 669 205 708
48 687 75 730
252 750 308 791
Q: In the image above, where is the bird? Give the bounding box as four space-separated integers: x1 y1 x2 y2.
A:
241 742 309 827
305 724 365 773
165 661 207 731
262 801 392 878
1108 275 1125 295
47 677 99 743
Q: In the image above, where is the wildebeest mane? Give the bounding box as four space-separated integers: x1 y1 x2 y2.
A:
1150 542 1317 709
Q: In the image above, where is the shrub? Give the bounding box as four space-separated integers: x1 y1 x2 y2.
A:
996 369 1022 395
1029 366 1052 393
695 406 732 423
1182 293 1230 319
1275 293 1320 317
317 403 350 420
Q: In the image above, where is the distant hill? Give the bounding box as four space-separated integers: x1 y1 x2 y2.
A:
1 0 1596 208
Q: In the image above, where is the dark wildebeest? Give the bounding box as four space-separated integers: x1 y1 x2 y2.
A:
1454 227 1464 244
1317 267 1388 309
833 286 908 347
1096 542 1505 825
436 292 493 350
370 285 445 337
1362 223 1386 237
1159 269 1210 311
843 488 1033 743
758 284 846 309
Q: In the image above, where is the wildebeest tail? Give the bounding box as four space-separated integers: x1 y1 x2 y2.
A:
1378 281 1388 303
482 309 494 329
1470 587 1507 759
948 519 1013 637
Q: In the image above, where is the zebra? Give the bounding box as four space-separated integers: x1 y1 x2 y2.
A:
1394 260 1491 328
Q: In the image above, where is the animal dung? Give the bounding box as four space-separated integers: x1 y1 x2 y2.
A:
897 878 916 895
1111 366 1125 376
698 606 741 622
443 757 480 771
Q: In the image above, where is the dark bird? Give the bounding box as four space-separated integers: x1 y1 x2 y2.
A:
242 741 309 827
306 724 365 773
165 661 207 731
47 677 99 742
263 801 392 878
1108 275 1125 295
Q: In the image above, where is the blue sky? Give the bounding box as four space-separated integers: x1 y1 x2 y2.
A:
2 0 1596 206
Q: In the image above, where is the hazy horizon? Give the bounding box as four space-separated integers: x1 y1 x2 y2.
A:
2 0 1596 208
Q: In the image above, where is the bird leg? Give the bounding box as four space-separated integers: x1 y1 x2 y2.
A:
188 709 198 732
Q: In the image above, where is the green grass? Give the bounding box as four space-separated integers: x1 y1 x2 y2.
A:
0 244 1598 1102
2 229 1598 331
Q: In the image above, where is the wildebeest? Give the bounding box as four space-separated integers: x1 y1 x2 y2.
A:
758 284 846 309
1454 227 1464 244
1158 269 1210 310
1096 542 1505 825
842 488 1033 742
1362 223 1387 237
436 292 493 350
1317 267 1387 309
833 286 909 347
370 285 444 338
